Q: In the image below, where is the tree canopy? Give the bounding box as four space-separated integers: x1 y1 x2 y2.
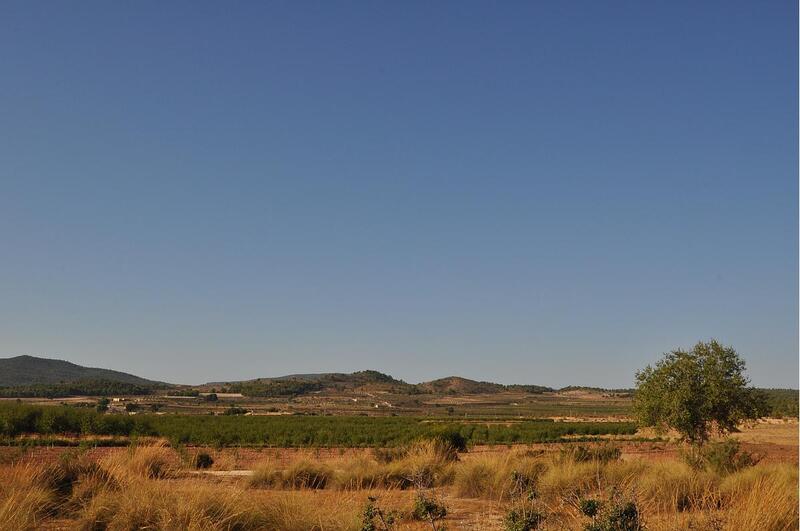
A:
634 340 762 443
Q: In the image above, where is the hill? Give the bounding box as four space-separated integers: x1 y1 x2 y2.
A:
418 376 553 395
0 355 160 387
417 376 506 394
210 371 555 397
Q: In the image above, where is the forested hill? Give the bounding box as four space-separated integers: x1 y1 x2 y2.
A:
0 355 159 387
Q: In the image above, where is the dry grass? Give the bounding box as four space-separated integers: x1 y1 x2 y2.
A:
101 442 181 482
453 451 546 501
719 464 798 531
634 461 720 512
0 442 797 530
0 464 55 531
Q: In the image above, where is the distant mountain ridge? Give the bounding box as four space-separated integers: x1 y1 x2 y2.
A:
4 356 794 399
0 355 159 387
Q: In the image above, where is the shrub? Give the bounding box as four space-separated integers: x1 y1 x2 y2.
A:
585 499 643 531
411 492 447 524
504 506 545 531
579 498 601 518
683 439 758 475
194 452 214 470
360 496 397 531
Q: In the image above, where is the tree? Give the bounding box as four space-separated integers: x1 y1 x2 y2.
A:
634 340 761 444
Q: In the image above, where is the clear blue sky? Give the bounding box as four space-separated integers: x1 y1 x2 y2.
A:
1 1 796 387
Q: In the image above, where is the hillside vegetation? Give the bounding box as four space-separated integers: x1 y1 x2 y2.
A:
0 355 157 387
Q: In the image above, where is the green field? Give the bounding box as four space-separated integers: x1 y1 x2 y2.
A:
0 402 636 447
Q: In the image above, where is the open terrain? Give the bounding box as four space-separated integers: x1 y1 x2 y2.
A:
0 422 796 530
0 356 796 530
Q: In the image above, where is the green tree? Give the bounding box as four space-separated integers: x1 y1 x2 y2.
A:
634 340 761 444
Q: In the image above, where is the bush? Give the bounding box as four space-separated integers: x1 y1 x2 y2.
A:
504 506 545 531
579 498 601 518
430 428 468 454
701 439 758 475
194 452 214 469
411 492 447 523
584 499 643 531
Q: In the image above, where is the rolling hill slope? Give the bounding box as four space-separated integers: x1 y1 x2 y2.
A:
0 355 160 387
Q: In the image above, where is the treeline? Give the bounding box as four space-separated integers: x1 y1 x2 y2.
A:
0 380 159 398
756 388 798 418
227 380 324 397
0 402 637 446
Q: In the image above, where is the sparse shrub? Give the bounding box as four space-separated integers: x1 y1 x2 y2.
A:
194 452 214 469
361 496 396 531
504 506 545 531
585 498 643 531
579 498 601 518
411 492 447 528
682 439 758 475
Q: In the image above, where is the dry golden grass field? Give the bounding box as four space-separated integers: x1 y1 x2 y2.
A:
0 421 796 531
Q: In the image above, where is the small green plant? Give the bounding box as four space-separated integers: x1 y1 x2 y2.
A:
411 492 447 530
504 507 545 531
361 496 396 531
